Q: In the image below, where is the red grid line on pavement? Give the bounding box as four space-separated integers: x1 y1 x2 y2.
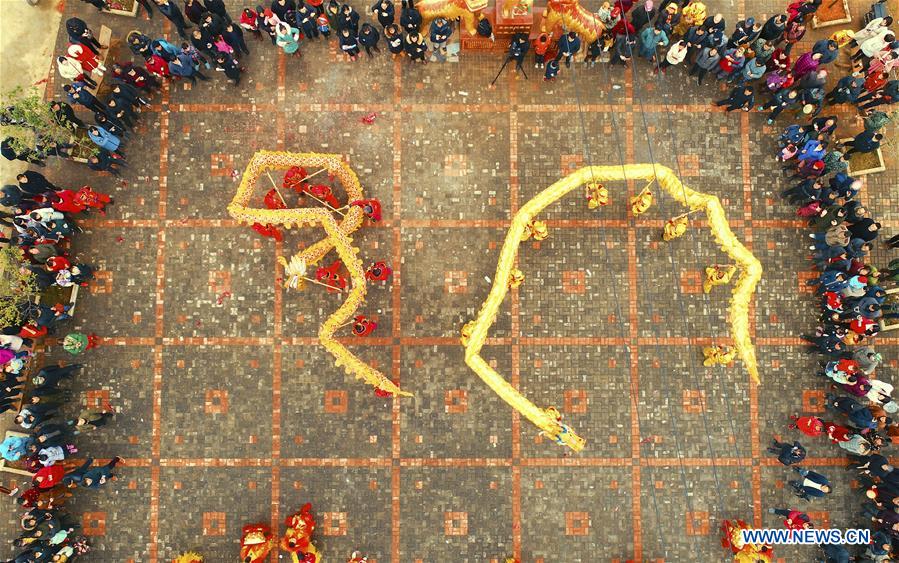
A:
742 103 765 530
96 455 867 468
390 56 404 563
508 73 523 562
86 335 899 348
148 21 172 562
622 72 644 563
270 82 288 558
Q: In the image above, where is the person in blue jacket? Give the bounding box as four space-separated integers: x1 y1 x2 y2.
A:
637 26 667 61
556 31 581 68
429 17 452 55
87 125 122 156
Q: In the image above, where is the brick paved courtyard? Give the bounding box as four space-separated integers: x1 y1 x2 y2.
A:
2 0 898 561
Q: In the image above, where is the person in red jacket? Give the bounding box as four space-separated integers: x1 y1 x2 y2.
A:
75 185 112 212
768 508 813 530
533 33 551 69
32 464 65 489
45 256 71 272
825 421 852 443
789 414 825 437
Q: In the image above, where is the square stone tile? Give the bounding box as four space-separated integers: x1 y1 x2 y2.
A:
34 344 154 459
400 344 513 458
518 345 631 459
166 109 279 220
63 466 152 561
399 467 512 560
400 227 511 338
280 344 392 459
639 465 752 561
517 228 630 339
163 227 275 337
635 345 751 460
401 111 510 220
521 466 634 561
161 346 274 458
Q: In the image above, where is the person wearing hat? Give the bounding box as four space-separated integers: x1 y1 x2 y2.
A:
276 21 301 55
608 8 634 37
543 58 560 81
630 1 656 31
429 17 452 57
654 3 679 36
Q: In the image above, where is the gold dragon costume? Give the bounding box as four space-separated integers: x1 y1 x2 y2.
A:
227 151 411 398
462 165 762 452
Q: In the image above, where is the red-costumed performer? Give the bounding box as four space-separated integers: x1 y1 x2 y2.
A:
315 260 347 293
283 166 308 194
251 222 283 242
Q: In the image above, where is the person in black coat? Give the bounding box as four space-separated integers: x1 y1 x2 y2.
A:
297 3 319 39
339 28 360 60
204 0 232 21
223 22 250 54
49 101 84 131
87 150 125 176
16 171 56 197
201 10 227 37
385 24 404 55
155 0 192 39
400 0 421 33
371 0 394 28
760 13 787 43
767 440 806 465
359 23 380 55
556 31 581 68
630 1 657 31
507 32 529 71
271 0 296 21
715 85 755 112
213 53 242 85
338 4 360 33
404 31 427 61
184 0 207 24
65 17 104 54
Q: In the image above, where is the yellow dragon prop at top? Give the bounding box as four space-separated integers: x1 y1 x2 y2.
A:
227 150 410 397
542 0 604 44
462 165 762 452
